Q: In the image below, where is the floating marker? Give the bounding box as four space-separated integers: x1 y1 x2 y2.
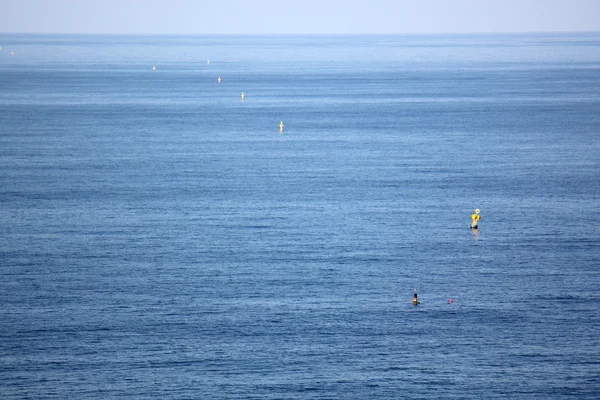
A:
152 66 156 71
241 92 245 101
470 208 481 229
207 60 210 64
217 76 222 83
279 121 284 133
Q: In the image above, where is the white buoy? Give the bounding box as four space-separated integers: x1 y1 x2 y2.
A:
152 65 156 71
279 121 284 133
217 76 222 83
207 60 210 64
241 92 245 101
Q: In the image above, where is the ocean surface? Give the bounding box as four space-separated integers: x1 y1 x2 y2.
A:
1 33 599 399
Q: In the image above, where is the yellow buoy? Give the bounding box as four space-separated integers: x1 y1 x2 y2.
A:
279 121 284 133
217 76 222 83
241 92 245 101
470 209 481 229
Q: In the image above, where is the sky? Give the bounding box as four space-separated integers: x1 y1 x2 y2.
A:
1 0 599 35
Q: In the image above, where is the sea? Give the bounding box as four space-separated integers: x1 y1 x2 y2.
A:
0 33 599 399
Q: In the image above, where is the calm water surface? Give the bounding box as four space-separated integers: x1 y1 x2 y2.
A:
1 33 600 399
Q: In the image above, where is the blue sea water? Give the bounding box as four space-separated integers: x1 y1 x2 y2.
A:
0 33 599 399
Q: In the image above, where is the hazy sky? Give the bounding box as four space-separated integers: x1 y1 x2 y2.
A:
1 0 599 35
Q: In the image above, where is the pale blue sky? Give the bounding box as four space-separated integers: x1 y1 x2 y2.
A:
1 0 599 34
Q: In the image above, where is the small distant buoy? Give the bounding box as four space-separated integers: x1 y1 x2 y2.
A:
207 60 210 64
217 76 222 83
470 208 481 229
11 51 14 55
241 92 245 101
449 299 454 304
279 121 284 133
152 66 156 71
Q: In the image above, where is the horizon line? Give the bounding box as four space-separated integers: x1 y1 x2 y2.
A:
1 30 599 36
